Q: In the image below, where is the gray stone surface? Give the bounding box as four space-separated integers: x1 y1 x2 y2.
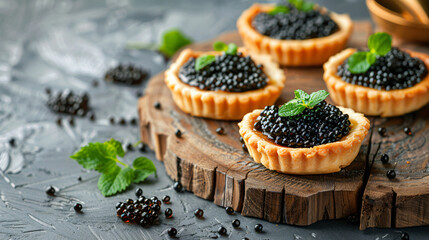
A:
0 0 427 239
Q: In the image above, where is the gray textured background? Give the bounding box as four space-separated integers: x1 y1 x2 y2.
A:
0 0 428 239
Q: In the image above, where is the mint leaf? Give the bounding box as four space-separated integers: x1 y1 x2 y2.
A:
133 157 157 183
294 89 309 100
269 5 290 15
226 43 238 55
308 90 329 107
213 41 228 52
159 29 193 58
195 55 216 71
301 1 314 12
348 51 371 74
366 52 377 65
70 142 117 173
105 139 125 158
279 100 306 117
368 32 392 56
98 167 134 197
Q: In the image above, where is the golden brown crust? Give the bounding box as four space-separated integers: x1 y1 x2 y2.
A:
323 48 429 117
164 48 286 120
236 3 353 66
238 107 370 175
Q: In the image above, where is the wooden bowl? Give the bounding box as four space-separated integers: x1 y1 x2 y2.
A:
367 0 429 42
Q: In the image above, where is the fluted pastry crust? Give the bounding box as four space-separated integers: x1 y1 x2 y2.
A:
323 48 429 117
237 3 353 66
164 48 286 120
238 107 369 175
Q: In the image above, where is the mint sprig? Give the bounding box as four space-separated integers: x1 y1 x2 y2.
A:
348 32 392 74
278 90 329 117
269 5 290 15
289 0 314 12
195 41 238 71
126 29 193 58
70 139 156 197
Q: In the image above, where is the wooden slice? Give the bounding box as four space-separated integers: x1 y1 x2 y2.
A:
138 21 429 228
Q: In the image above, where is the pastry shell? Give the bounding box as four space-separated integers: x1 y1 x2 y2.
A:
238 106 370 175
164 48 286 120
237 3 353 66
323 48 429 117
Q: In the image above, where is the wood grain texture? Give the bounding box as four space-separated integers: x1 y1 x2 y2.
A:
138 21 429 228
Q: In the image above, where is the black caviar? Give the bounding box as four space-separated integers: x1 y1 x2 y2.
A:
232 219 240 228
179 52 267 92
377 127 386 137
168 227 177 237
337 48 428 91
254 101 351 148
46 89 89 116
404 127 412 136
387 169 396 179
115 195 162 227
73 203 83 212
194 208 204 218
218 226 227 235
173 181 183 192
104 63 148 85
254 223 263 233
225 207 234 215
381 154 389 164
46 186 56 196
252 4 338 40
165 208 173 218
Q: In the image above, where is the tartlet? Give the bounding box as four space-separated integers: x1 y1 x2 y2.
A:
237 3 353 66
324 48 429 117
165 47 286 120
239 106 369 175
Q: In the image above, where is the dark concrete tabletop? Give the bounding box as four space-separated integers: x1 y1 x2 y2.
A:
0 0 428 239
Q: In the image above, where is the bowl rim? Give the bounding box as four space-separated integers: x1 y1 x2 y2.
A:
367 0 429 29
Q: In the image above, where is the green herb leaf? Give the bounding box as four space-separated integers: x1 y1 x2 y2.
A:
308 90 329 107
294 89 309 100
106 139 125 158
226 43 238 55
70 142 117 173
158 29 193 58
213 41 228 52
278 99 306 117
278 89 329 117
368 32 392 56
98 167 134 197
301 1 315 12
133 157 157 183
366 52 377 65
195 55 216 71
71 139 157 197
348 51 371 74
288 0 314 12
269 5 290 15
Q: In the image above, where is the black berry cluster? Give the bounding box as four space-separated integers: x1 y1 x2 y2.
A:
179 52 267 92
337 48 428 90
46 89 89 116
254 101 351 148
252 4 338 40
116 196 162 227
105 64 149 85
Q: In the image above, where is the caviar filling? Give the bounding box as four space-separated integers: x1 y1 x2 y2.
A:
252 4 339 40
254 101 351 148
179 52 268 92
337 48 428 90
105 64 148 85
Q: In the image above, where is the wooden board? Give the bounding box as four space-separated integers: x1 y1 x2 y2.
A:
138 21 429 229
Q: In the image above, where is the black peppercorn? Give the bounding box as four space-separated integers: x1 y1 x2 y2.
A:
119 118 126 125
404 127 412 136
46 186 55 196
232 219 240 228
135 188 143 197
194 208 204 218
218 226 227 235
74 203 83 212
254 223 263 233
8 138 15 147
173 181 183 192
216 127 224 135
387 169 396 179
109 117 115 124
154 102 161 109
168 227 177 237
126 143 134 151
225 206 234 215
377 127 386 136
381 154 389 164
175 129 182 138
